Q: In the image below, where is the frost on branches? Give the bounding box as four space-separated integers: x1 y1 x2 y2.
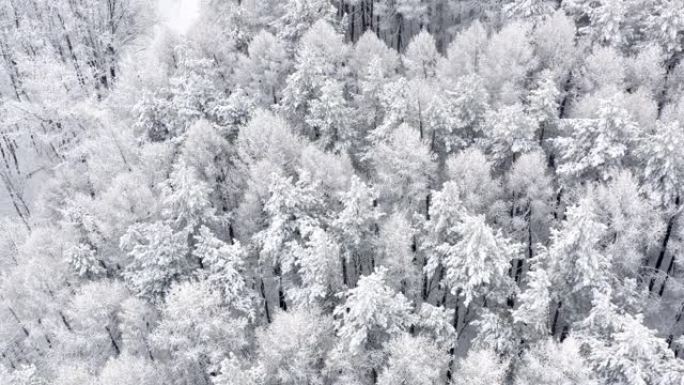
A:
0 0 683 384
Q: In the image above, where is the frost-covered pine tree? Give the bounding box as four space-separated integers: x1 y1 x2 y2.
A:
3 1 684 383
331 267 416 382
555 97 639 183
437 213 520 307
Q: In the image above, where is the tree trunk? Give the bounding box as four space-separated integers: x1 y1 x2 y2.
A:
350 4 355 42
649 212 676 292
551 301 562 337
7 306 29 337
56 12 86 88
657 53 680 119
260 278 271 323
453 290 461 331
667 302 684 350
658 254 676 297
36 318 52 349
341 254 348 286
515 206 533 285
104 325 120 355
0 173 31 231
278 276 287 311
425 191 431 220
396 14 403 51
59 311 73 332
369 0 374 32
421 252 429 301
558 74 572 119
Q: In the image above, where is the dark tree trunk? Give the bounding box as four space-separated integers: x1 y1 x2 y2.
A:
558 74 572 119
551 301 562 337
341 254 348 286
260 278 271 323
649 212 677 292
278 277 287 311
59 311 73 332
425 191 431 220
396 14 403 51
658 254 676 297
350 4 355 42
667 302 684 350
515 206 533 284
104 325 120 355
657 54 680 119
8 306 29 337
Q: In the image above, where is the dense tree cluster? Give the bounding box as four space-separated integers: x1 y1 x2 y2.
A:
1 0 684 384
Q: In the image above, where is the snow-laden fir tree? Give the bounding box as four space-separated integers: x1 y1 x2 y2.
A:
1 1 684 384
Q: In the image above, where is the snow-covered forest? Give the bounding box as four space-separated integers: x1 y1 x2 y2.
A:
1 0 684 384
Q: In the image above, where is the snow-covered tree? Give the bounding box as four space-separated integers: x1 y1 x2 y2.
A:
0 365 44 385
256 307 334 385
152 280 248 385
332 176 383 284
119 296 158 359
236 30 291 106
305 79 355 151
193 226 255 316
644 0 684 57
377 212 418 296
512 255 553 338
160 160 217 231
289 227 344 308
280 19 349 136
3 1 684 383
377 333 449 385
415 303 457 351
351 31 400 79
334 267 415 351
513 337 597 385
253 172 323 271
532 10 577 80
591 172 661 285
98 354 162 385
275 0 336 45
555 97 639 183
577 46 626 93
528 70 561 141
480 21 537 104
331 267 416 382
437 213 520 306
236 109 303 178
578 290 684 385
546 197 611 332
445 148 503 215
57 280 128 370
483 103 540 165
369 124 436 212
451 348 508 385
120 221 191 301
505 0 553 20
437 21 488 81
403 30 440 80
506 150 555 282
166 48 228 134
213 354 265 385
625 44 666 96
638 119 684 206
